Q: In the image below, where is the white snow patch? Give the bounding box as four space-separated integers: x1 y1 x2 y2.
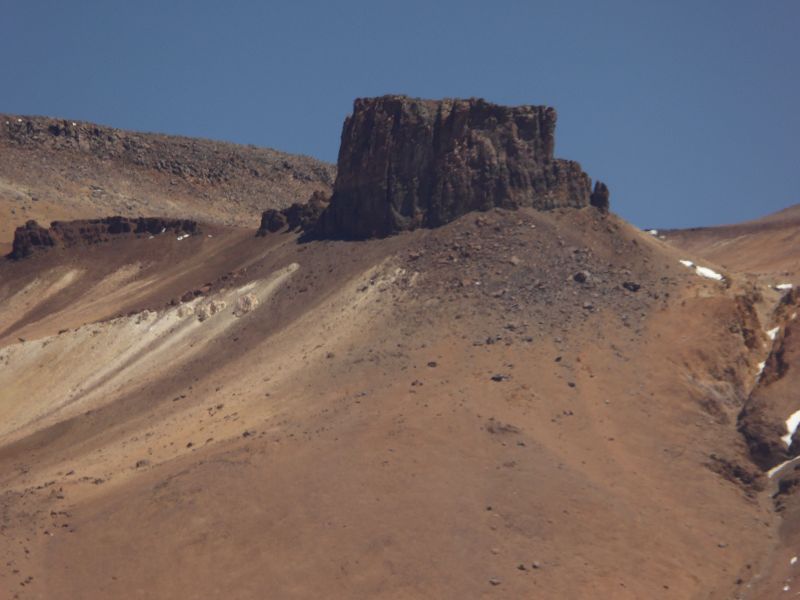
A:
679 260 724 281
756 361 766 379
784 584 790 591
791 556 798 566
775 283 794 291
647 229 658 236
695 266 724 281
781 410 800 447
160 227 166 234
176 234 188 241
767 327 780 341
767 458 796 478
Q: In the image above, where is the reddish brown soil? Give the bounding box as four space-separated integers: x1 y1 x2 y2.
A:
662 204 800 278
1 203 795 598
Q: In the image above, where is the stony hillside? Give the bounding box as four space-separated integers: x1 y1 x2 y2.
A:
0 114 335 252
0 96 798 599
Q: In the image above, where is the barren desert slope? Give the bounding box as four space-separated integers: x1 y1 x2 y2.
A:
0 113 335 255
1 100 799 599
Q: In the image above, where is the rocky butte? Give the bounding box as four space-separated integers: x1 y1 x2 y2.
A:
261 95 609 238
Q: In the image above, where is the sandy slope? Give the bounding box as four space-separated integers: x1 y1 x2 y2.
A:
1 206 795 598
663 205 800 598
661 204 800 279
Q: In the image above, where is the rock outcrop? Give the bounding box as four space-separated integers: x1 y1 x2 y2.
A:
9 217 199 259
590 181 610 213
0 114 334 241
311 95 608 239
9 221 55 259
257 191 330 236
738 289 800 469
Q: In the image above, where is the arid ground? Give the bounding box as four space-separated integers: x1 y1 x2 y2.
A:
1 112 798 599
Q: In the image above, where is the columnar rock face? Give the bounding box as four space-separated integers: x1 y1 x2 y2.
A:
9 217 199 259
315 95 607 239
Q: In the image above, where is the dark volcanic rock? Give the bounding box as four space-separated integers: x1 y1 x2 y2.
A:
315 95 607 239
10 220 55 259
257 209 288 235
257 191 330 236
8 217 199 259
590 181 610 213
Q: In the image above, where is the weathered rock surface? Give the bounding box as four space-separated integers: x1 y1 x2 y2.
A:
738 289 800 469
9 217 199 259
257 191 330 236
313 95 607 239
590 181 610 213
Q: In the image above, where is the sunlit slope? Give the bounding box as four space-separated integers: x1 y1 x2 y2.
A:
0 207 787 598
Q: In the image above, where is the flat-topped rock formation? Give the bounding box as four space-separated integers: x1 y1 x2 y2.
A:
308 95 607 239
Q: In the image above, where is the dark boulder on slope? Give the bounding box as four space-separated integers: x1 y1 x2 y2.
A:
10 220 55 259
257 191 330 236
311 95 607 239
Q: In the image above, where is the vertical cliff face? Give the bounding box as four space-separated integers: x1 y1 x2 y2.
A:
315 95 606 239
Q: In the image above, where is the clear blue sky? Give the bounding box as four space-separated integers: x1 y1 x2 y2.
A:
1 0 798 228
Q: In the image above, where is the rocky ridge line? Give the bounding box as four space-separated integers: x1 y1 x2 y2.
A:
1 114 334 189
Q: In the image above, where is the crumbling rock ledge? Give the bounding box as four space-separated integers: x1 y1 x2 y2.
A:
9 217 199 260
257 191 329 236
304 95 609 239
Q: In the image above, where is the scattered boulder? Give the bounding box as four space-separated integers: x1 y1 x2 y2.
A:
573 271 591 284
622 281 641 292
256 191 330 236
195 300 226 322
257 209 288 234
234 293 259 316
